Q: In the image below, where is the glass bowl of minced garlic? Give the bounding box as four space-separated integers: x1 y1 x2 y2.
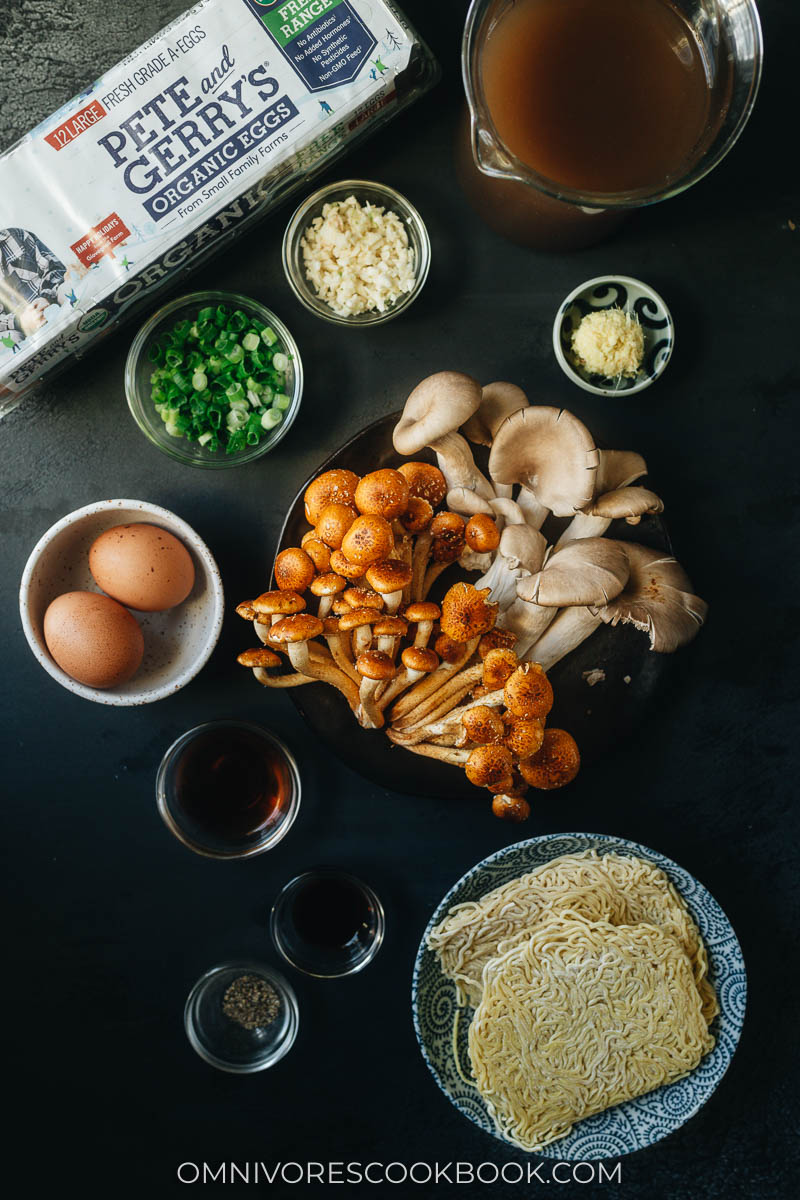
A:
553 275 674 396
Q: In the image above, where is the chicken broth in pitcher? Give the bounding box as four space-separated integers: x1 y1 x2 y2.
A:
481 0 715 195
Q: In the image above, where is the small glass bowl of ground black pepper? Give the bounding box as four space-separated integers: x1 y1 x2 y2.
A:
184 962 299 1073
156 721 301 858
270 868 385 978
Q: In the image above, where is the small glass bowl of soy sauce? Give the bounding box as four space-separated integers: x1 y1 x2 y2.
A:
156 721 301 859
270 869 385 978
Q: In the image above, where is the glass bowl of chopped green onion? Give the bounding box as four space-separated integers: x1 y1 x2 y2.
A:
125 291 303 468
282 179 431 326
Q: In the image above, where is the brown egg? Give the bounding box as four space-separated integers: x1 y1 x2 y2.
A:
43 592 144 688
89 523 195 611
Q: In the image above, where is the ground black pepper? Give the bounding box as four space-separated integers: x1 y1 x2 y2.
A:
222 975 281 1030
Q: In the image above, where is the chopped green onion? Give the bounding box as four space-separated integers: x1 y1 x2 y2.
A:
146 302 290 455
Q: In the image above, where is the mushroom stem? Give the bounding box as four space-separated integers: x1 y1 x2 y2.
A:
285 641 362 714
385 733 470 766
522 606 603 671
411 531 432 601
497 598 558 658
397 688 505 739
554 511 613 548
430 432 495 501
422 559 455 599
514 488 550 530
358 678 385 729
389 637 479 723
392 662 484 732
252 668 314 688
324 632 361 684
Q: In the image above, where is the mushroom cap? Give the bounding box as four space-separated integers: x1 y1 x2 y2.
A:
462 381 530 447
270 613 324 643
322 616 343 635
337 607 381 632
491 793 531 822
354 469 410 520
504 663 554 720
462 705 505 746
341 514 395 566
366 558 413 593
489 406 599 516
393 371 482 455
252 590 306 616
237 646 282 668
434 632 465 663
446 486 494 517
519 728 580 789
465 513 501 553
478 628 517 657
504 716 545 760
440 582 498 643
236 601 257 620
401 646 439 673
355 650 395 681
332 597 352 615
400 496 435 533
397 461 448 507
482 647 519 689
404 601 441 623
343 587 384 610
301 535 332 573
465 744 514 788
593 542 708 652
595 449 648 493
310 572 348 597
329 550 368 579
315 503 358 549
430 511 467 563
588 486 664 521
304 469 359 524
373 616 408 637
274 546 315 592
498 523 548 575
519 538 631 608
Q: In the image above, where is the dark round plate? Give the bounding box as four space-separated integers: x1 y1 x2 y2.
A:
275 413 673 799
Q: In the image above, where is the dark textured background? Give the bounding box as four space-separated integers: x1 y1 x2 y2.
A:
2 1 798 1196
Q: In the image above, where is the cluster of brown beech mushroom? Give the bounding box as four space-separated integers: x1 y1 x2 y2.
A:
236 372 708 820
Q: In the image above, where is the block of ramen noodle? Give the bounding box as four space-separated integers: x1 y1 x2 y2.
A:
0 0 438 415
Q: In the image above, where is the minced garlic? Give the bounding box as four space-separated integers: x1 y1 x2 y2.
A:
571 307 644 379
300 195 416 317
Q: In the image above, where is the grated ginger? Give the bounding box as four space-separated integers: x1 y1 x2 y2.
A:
300 195 416 317
571 307 644 378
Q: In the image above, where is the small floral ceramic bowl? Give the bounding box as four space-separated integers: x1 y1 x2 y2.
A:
553 275 674 397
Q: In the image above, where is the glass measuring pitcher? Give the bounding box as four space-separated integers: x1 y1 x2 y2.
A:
459 0 763 249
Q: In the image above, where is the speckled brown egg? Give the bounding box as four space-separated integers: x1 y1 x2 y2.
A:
43 591 144 688
89 523 195 611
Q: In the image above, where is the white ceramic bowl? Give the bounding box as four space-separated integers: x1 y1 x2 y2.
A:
553 275 674 397
20 499 224 705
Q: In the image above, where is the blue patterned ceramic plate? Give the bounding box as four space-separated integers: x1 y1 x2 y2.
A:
553 276 674 397
412 833 745 1160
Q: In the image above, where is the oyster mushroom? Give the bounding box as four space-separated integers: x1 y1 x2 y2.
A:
556 486 663 548
489 406 599 523
476 523 547 612
462 381 530 447
556 449 650 546
501 537 630 658
393 372 495 500
525 541 708 670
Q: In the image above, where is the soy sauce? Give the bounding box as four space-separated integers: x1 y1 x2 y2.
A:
290 876 372 949
172 725 288 842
